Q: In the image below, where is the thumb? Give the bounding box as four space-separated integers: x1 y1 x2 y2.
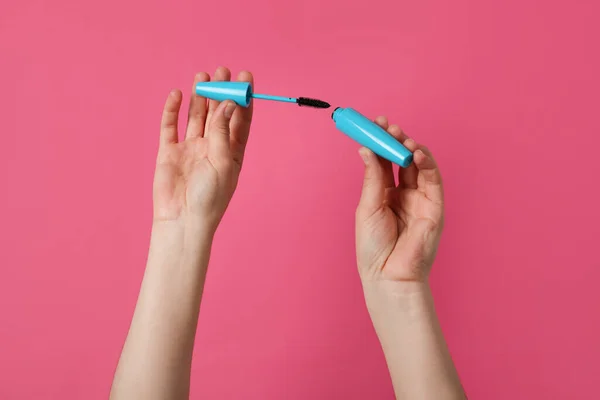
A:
208 100 236 164
357 148 386 216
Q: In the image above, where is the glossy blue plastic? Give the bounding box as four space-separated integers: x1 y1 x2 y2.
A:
332 107 413 168
195 82 301 107
195 81 252 107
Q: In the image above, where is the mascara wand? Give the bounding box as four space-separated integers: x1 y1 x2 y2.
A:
196 81 413 168
195 81 330 109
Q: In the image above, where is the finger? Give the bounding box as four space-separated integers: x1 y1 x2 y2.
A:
159 89 182 146
357 147 388 217
229 71 254 166
374 115 389 130
387 124 409 189
388 124 408 143
185 72 210 140
414 146 444 204
398 138 419 189
373 116 395 189
207 100 236 168
205 66 231 131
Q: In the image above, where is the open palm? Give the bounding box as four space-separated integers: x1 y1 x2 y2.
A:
153 68 253 232
356 117 444 282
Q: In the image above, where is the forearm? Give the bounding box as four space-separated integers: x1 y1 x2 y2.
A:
110 221 213 400
363 281 465 400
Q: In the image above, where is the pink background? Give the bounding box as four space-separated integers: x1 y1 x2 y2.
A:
1 0 599 398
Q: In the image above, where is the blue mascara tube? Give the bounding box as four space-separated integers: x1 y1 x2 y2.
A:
332 107 413 168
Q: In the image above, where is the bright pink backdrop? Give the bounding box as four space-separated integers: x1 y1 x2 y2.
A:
1 0 599 398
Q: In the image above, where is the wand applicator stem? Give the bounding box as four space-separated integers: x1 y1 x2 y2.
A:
195 81 330 109
252 93 296 103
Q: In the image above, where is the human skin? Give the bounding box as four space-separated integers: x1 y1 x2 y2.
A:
110 67 465 400
355 116 465 399
110 67 253 400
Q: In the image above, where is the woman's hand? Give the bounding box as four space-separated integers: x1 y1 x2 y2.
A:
355 116 444 283
153 67 254 233
354 118 465 400
111 68 255 400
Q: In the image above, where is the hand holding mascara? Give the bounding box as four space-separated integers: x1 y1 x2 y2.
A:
112 69 462 400
195 82 413 168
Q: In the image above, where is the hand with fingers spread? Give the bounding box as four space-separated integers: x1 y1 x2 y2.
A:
111 67 255 400
154 67 254 232
356 117 465 400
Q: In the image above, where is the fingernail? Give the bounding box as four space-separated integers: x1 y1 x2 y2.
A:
375 116 387 126
359 148 370 164
405 138 417 150
224 101 236 119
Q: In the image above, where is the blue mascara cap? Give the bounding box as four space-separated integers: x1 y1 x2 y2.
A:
195 81 252 107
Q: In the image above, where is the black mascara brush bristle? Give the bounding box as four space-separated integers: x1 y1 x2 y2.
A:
296 97 331 109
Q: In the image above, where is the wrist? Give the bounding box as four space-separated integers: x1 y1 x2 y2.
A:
152 217 216 237
148 219 215 271
362 279 430 301
362 280 433 330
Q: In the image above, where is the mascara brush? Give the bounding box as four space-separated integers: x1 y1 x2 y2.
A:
195 81 330 109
